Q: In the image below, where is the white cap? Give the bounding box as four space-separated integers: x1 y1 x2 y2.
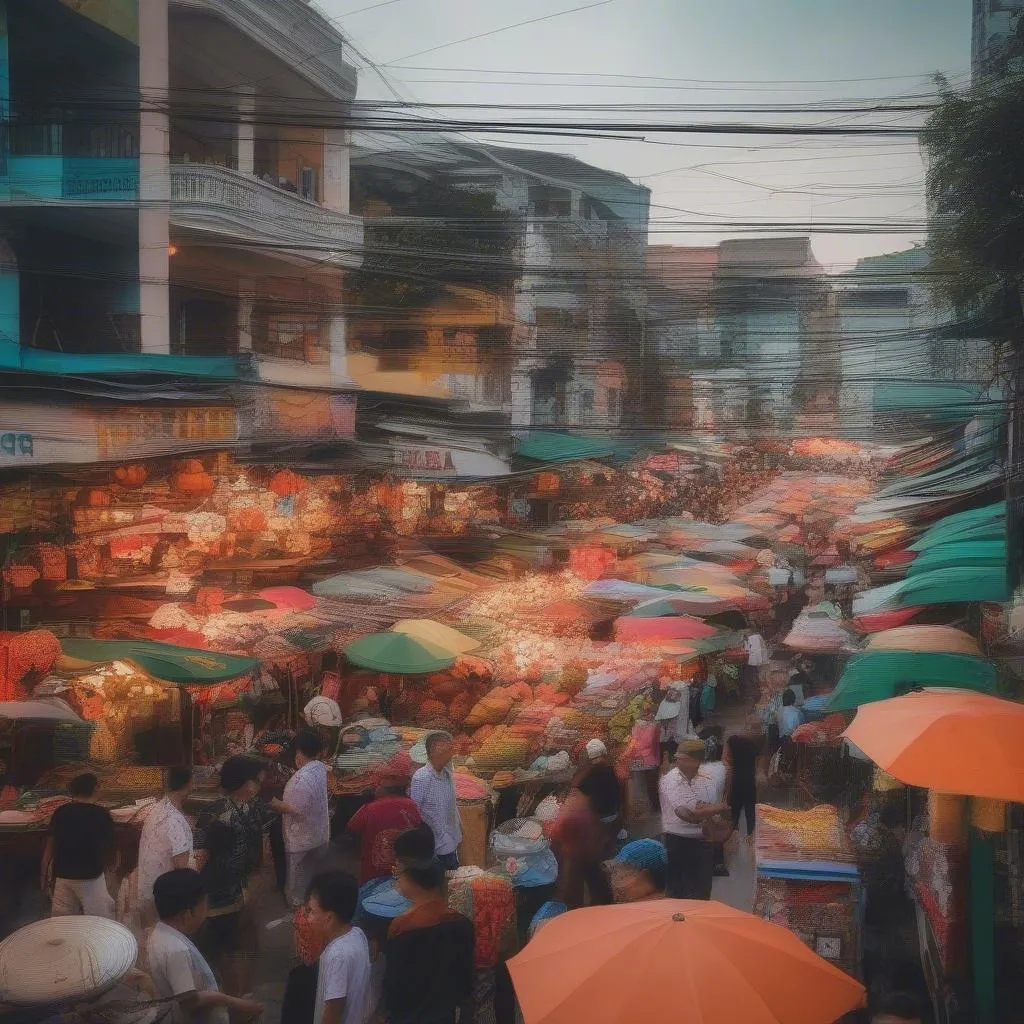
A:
303 696 343 728
585 739 607 760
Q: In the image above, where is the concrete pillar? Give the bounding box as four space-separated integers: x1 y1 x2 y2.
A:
238 278 256 352
138 0 170 355
322 128 349 214
234 87 256 176
329 315 348 383
511 363 534 427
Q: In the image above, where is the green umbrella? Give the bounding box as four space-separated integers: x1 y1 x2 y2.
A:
60 638 259 685
343 632 456 674
828 651 997 712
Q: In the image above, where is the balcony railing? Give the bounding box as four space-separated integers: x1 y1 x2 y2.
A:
170 163 363 267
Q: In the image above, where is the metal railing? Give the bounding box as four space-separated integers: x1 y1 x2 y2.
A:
170 163 362 256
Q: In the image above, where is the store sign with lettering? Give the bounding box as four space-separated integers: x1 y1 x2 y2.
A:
396 448 457 473
96 407 237 460
390 443 511 479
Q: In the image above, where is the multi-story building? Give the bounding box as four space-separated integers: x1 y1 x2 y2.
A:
645 237 834 435
972 0 1024 79
835 246 995 438
351 140 650 429
0 0 362 392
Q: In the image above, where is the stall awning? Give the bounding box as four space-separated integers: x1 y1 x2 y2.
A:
874 383 985 422
909 502 1006 551
59 639 259 684
391 619 480 655
906 540 1006 577
0 698 88 723
853 565 1011 613
343 632 455 674
515 431 615 464
828 651 997 711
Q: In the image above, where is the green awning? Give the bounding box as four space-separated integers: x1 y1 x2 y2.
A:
343 632 456 674
60 639 259 684
515 431 615 464
896 565 1011 606
874 383 985 422
910 502 1006 551
828 651 998 711
907 540 1007 577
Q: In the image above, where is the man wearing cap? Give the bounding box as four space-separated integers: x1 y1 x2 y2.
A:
659 740 728 900
574 739 622 844
608 839 667 904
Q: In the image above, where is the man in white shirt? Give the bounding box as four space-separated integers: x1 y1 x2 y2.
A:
147 868 262 1024
283 729 332 908
659 739 728 900
410 732 462 871
136 766 193 925
306 871 371 1024
742 629 768 699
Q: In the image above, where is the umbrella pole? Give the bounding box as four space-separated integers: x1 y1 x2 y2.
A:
970 824 996 1023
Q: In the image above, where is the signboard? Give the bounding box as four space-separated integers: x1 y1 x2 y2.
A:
96 407 237 460
390 443 511 480
0 402 237 465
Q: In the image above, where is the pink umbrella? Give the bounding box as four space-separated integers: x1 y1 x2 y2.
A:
614 616 719 642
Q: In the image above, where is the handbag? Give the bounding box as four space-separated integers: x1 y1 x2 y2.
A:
702 812 734 846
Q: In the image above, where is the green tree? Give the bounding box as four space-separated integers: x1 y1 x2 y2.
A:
348 172 519 311
922 73 1024 341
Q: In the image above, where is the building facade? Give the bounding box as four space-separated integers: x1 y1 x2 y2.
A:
0 0 362 389
835 247 996 438
972 0 1024 79
645 237 835 436
351 141 650 429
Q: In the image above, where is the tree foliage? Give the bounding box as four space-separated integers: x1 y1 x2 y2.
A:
922 73 1024 340
348 172 520 312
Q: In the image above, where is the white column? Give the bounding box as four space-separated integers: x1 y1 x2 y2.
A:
234 87 255 176
511 362 535 426
238 278 255 352
138 0 170 355
322 128 349 214
329 315 348 383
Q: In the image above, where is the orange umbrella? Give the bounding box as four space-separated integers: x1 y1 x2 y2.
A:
508 901 864 1024
844 691 1024 802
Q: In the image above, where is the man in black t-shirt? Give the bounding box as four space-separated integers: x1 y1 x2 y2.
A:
41 772 116 918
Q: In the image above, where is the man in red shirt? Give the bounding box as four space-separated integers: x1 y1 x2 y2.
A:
346 773 422 884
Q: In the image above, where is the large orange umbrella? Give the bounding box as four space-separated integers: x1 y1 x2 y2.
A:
508 901 864 1024
844 691 1024 802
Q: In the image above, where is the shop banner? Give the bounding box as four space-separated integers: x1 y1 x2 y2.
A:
0 402 238 466
390 442 511 479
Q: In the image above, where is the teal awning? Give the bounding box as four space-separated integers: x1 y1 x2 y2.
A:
343 632 455 674
910 502 1006 551
828 651 997 711
874 383 985 422
60 639 259 684
0 342 254 380
896 565 1011 607
515 431 615 464
907 540 1007 577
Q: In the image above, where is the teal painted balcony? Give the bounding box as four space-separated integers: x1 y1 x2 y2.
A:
0 123 139 203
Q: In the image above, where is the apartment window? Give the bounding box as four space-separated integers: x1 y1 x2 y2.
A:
579 388 595 425
300 166 318 202
528 185 572 217
606 387 621 422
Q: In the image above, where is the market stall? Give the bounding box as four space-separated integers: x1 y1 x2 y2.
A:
754 803 864 981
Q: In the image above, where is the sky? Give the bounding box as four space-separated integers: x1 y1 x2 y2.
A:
316 0 972 271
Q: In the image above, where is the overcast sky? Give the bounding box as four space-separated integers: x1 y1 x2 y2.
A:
317 0 971 270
